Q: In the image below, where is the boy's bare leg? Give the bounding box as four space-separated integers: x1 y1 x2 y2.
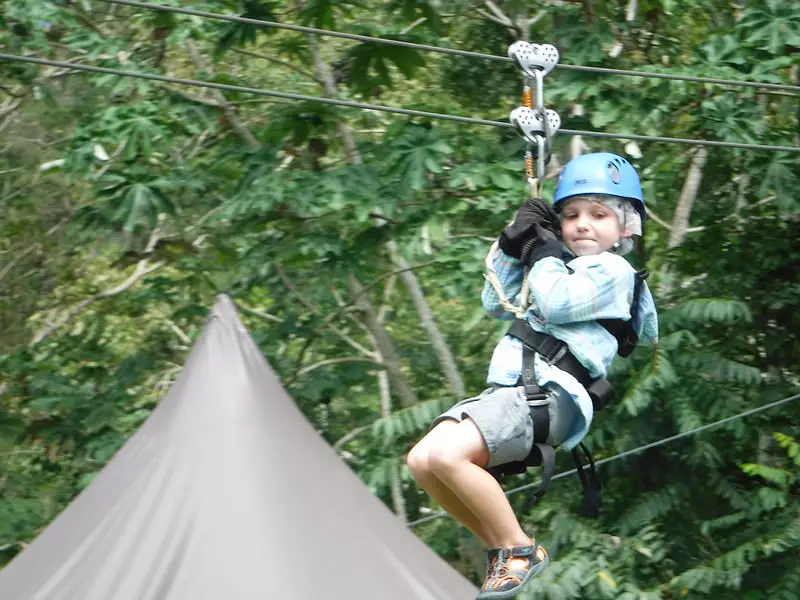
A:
408 422 491 543
426 419 536 550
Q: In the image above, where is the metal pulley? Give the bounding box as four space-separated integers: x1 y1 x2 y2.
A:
507 42 560 78
507 42 561 195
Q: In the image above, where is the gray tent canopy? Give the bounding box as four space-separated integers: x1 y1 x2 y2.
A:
0 295 476 599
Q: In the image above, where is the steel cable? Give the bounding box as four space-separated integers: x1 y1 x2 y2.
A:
103 0 800 95
408 391 800 527
2 54 798 153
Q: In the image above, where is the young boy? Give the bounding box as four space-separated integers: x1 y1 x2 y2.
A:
407 153 659 599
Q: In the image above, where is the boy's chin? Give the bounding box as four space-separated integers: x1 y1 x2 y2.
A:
567 241 609 256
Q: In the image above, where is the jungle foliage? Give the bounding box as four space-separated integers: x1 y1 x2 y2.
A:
1 0 799 597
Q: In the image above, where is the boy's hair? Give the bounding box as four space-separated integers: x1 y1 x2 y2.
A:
559 194 642 255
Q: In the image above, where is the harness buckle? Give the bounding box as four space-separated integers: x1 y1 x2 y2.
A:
545 343 568 367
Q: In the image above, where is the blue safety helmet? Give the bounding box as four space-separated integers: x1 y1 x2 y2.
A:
554 153 646 220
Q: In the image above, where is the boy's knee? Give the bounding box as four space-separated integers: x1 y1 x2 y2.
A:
427 445 464 478
406 444 430 478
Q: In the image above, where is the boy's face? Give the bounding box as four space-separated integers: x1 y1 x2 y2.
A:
560 198 624 256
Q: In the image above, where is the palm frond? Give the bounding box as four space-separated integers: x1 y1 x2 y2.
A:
617 485 686 536
370 397 452 445
676 352 762 385
661 298 752 329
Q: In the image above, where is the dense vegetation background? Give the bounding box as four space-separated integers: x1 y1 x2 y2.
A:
1 0 799 597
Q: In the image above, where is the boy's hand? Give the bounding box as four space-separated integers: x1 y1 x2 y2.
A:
522 224 563 267
498 198 561 259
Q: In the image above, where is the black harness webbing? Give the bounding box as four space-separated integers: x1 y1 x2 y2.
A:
491 322 603 515
507 319 594 388
491 269 648 515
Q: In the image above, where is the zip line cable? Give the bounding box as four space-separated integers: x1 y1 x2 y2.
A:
409 391 800 527
103 0 800 95
2 54 798 153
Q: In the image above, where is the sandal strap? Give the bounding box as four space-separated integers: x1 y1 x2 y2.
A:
509 543 537 559
496 540 542 559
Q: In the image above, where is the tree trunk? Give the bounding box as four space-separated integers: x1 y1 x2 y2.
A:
792 64 799 146
186 40 260 151
570 104 587 159
735 172 750 215
388 241 466 397
583 0 597 24
348 275 418 407
308 34 466 399
668 146 708 248
307 34 361 164
376 365 408 523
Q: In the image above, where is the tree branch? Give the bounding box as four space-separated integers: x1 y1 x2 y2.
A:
388 242 465 397
479 1 544 39
30 224 166 346
626 0 639 22
582 0 597 24
167 321 191 345
351 261 439 306
0 84 26 98
0 244 41 284
275 264 374 357
308 33 361 164
297 356 383 376
646 206 705 234
231 48 323 84
186 40 261 150
333 422 372 450
483 0 513 25
377 275 397 324
668 146 709 248
374 358 407 523
477 8 513 28
166 86 224 108
0 97 25 133
399 17 427 35
348 274 418 407
30 259 164 346
94 139 127 179
237 302 283 323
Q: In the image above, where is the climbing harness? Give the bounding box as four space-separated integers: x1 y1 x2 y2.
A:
485 44 652 515
487 270 648 516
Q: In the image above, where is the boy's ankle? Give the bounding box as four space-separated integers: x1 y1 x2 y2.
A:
496 535 534 549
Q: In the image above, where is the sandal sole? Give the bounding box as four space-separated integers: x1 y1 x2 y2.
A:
476 554 550 600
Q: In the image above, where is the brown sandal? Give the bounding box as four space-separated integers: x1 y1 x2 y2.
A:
477 539 549 599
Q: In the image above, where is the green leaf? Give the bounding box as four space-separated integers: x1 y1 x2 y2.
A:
120 183 149 231
215 0 279 56
663 298 752 326
343 39 425 98
489 171 515 190
742 463 793 487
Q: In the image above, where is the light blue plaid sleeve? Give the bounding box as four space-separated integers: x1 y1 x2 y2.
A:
635 282 659 344
481 246 524 320
527 253 637 324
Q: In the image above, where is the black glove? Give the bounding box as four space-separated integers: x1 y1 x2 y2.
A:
498 198 561 259
521 224 563 267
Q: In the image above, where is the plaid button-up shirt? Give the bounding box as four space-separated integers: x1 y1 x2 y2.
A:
481 246 659 449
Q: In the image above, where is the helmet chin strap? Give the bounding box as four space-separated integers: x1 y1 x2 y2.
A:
611 237 636 256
